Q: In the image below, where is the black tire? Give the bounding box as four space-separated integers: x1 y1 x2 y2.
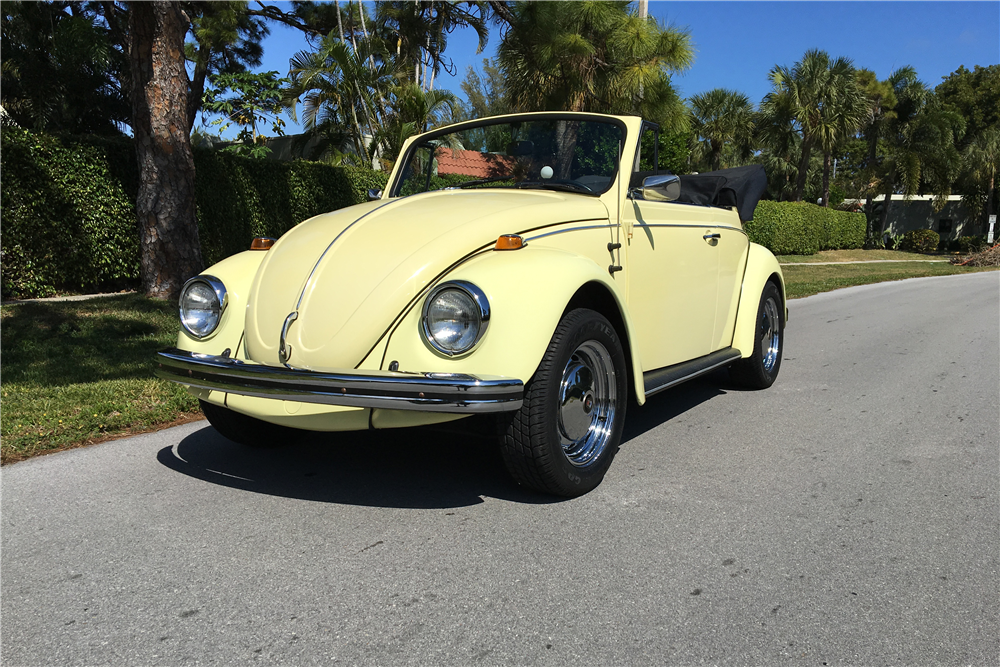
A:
497 308 628 497
730 281 784 389
200 400 305 448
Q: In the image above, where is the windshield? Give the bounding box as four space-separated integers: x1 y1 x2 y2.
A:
393 117 624 197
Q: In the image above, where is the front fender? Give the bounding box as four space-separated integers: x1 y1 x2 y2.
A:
732 243 786 358
175 250 266 356
373 246 646 402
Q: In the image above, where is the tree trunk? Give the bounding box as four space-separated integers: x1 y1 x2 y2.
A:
334 0 345 41
878 176 894 238
129 1 202 300
792 134 814 202
821 150 831 207
864 193 876 243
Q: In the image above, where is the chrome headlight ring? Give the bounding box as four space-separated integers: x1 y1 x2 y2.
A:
179 274 228 339
421 280 490 357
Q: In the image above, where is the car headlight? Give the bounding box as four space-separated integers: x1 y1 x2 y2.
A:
179 275 228 339
421 281 490 356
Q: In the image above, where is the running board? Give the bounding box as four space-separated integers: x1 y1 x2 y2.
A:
643 348 743 398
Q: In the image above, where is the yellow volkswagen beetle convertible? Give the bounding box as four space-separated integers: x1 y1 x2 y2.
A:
156 112 785 497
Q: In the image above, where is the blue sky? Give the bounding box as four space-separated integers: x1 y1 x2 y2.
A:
222 1 1000 137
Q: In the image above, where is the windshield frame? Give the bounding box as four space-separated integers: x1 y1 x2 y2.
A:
387 112 630 199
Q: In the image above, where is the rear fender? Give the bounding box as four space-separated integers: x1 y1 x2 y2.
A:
732 243 786 358
373 246 647 403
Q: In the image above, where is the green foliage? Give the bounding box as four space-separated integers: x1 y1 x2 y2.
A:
639 130 692 175
1 128 387 298
745 201 865 255
202 70 289 158
0 1 129 135
947 235 989 254
935 65 1000 148
898 229 941 253
0 127 140 298
821 208 866 250
498 1 693 132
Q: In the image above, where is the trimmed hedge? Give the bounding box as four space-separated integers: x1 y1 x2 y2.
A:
1 127 387 299
745 201 865 255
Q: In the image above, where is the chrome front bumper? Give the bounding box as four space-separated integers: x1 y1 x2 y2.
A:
155 348 523 413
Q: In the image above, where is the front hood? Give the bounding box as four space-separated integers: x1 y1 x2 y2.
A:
244 189 608 368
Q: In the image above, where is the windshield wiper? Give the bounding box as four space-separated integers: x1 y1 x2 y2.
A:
446 175 515 189
516 181 594 194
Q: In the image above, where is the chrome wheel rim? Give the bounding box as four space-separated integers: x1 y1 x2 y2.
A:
760 296 781 373
557 340 617 468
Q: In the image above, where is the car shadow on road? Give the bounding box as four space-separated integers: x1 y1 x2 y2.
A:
621 369 729 445
157 416 557 509
157 371 728 509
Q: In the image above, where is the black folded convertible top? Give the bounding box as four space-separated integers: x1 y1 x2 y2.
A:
677 165 767 223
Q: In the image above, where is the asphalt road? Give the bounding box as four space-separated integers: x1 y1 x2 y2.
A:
3 272 998 666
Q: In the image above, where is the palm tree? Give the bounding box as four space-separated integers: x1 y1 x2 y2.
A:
855 67 900 240
375 1 489 91
498 1 693 132
756 88 805 201
372 83 458 165
963 128 1000 235
765 49 858 202
285 35 400 166
873 71 964 236
689 88 755 172
816 66 866 206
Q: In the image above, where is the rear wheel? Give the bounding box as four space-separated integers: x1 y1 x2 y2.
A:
200 400 305 448
730 281 784 389
498 309 628 497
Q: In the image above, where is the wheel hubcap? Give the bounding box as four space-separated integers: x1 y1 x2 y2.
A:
557 340 617 468
760 296 781 373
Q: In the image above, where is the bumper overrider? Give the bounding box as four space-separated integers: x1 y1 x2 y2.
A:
155 348 524 413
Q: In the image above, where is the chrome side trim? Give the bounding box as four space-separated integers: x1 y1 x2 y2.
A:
643 348 743 398
634 223 745 233
523 224 616 242
155 348 523 414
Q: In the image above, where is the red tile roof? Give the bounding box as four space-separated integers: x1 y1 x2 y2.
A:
435 148 513 178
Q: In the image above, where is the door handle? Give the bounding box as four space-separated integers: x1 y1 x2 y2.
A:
703 233 721 240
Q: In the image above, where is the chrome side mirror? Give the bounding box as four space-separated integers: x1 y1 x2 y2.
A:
367 188 383 201
640 174 681 202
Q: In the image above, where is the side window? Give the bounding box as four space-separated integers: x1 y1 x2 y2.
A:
634 127 659 174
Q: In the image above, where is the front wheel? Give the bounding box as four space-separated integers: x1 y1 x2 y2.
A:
200 400 305 448
497 309 628 497
730 281 784 389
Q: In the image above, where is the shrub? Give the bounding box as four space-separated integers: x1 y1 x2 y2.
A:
898 229 941 254
821 209 866 251
0 128 140 299
745 201 864 255
946 235 988 254
1 128 387 299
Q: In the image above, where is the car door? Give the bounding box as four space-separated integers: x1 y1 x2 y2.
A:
622 198 719 370
711 223 750 350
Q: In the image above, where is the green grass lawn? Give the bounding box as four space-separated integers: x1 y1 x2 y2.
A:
2 256 997 463
0 294 199 464
782 261 998 298
776 248 950 263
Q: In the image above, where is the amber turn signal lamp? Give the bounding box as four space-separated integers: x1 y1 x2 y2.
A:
250 237 276 251
494 234 525 251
